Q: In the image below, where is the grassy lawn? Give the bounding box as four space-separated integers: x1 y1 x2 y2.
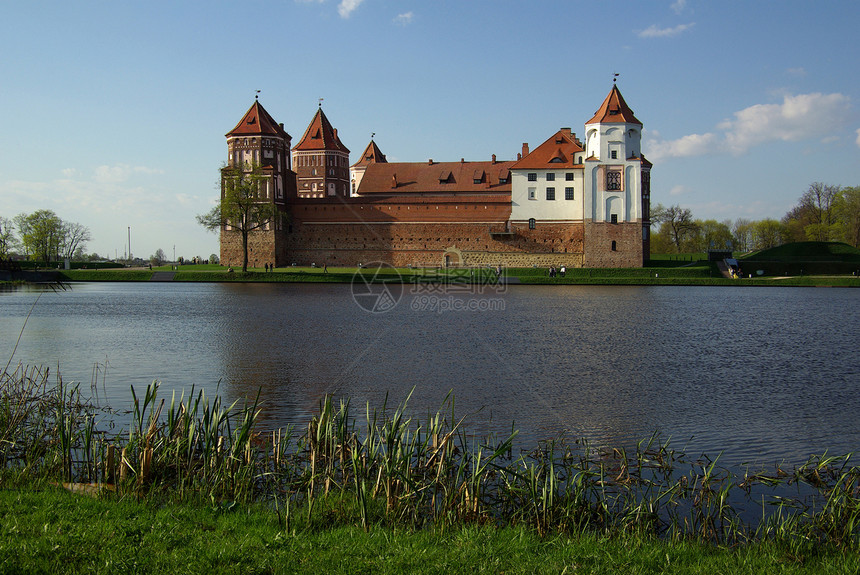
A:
1 485 856 575
55 265 860 286
50 244 860 287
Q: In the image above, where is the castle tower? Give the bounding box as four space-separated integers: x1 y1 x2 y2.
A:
221 98 297 267
292 106 351 198
350 139 387 196
582 85 652 266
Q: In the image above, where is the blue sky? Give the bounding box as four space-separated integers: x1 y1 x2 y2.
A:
2 0 858 260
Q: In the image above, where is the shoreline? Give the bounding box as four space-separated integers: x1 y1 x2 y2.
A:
43 267 860 287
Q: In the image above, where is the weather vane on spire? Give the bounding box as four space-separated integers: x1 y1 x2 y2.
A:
255 89 261 100
613 73 619 84
371 132 376 140
319 97 324 108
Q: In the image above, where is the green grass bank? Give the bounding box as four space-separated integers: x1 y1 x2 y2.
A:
2 365 860 573
53 263 860 287
2 484 857 575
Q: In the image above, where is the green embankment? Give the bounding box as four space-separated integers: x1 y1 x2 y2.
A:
44 242 860 286
740 241 860 276
3 366 860 573
2 486 855 575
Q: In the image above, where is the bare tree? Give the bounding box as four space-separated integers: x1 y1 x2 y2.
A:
652 204 699 252
197 162 282 272
150 248 166 266
61 221 92 261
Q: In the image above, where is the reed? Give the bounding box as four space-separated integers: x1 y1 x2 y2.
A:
2 363 859 553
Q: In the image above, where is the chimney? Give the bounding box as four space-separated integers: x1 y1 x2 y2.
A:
428 159 434 165
561 127 572 137
517 153 521 160
492 154 496 164
461 158 465 163
522 143 529 157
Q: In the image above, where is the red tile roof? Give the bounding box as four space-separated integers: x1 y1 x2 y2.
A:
226 100 290 139
352 140 387 168
510 128 584 170
586 85 642 125
293 107 350 153
357 159 516 195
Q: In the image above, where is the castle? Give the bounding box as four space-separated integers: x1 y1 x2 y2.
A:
219 84 652 268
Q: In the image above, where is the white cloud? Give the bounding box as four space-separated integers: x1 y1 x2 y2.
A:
671 0 687 15
645 92 851 160
93 164 164 184
394 12 414 25
638 22 694 38
338 0 363 18
721 92 849 153
786 67 806 77
647 132 721 161
669 185 689 196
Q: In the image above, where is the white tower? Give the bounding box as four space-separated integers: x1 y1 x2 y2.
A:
583 85 651 266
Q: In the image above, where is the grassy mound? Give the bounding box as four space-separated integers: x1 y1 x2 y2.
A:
740 242 860 276
743 242 860 263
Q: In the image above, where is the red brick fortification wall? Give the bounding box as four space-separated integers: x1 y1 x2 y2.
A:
282 221 585 267
220 229 278 268
288 195 513 224
582 222 644 268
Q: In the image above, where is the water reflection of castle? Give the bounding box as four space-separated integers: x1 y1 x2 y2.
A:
219 85 651 269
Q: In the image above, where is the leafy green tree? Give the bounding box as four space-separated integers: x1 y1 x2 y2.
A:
689 219 734 253
732 218 755 253
752 219 787 250
649 224 674 254
833 186 860 247
0 217 14 259
783 182 841 242
197 162 282 272
14 209 64 263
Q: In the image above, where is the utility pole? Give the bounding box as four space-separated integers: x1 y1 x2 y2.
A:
128 227 131 263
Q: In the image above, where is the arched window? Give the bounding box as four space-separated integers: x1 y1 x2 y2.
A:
611 240 617 251
528 218 536 230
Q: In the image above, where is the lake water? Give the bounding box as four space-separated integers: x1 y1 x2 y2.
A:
2 281 858 468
